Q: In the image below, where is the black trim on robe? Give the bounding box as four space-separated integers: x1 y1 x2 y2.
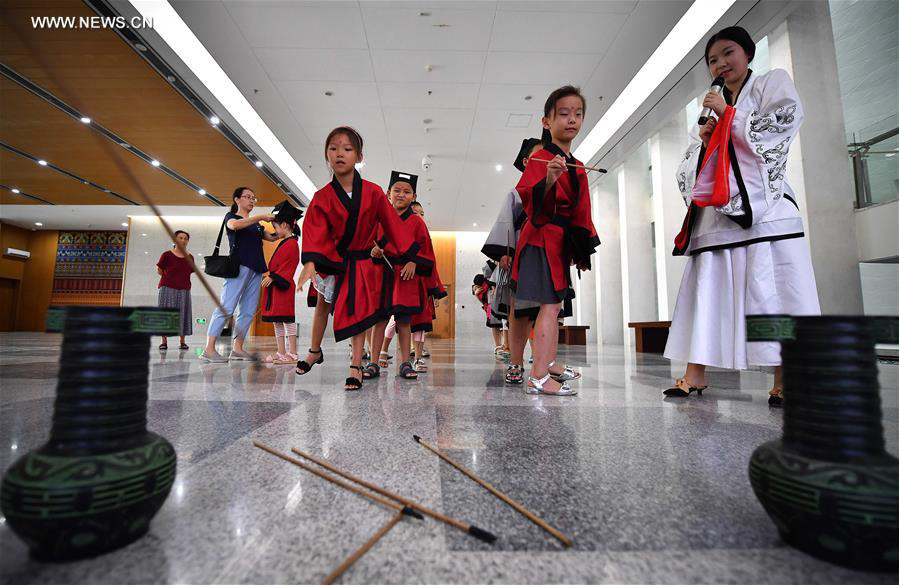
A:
689 232 805 256
333 171 363 257
261 315 296 323
268 271 291 290
410 322 433 334
723 138 753 229
300 251 343 275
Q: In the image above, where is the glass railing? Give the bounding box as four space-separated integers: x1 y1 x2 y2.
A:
848 115 899 209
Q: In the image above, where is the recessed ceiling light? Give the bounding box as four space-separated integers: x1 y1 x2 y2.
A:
151 160 160 167
80 116 91 123
472 223 477 227
524 95 532 101
121 222 128 227
423 118 432 124
495 164 502 172
141 233 147 237
34 222 43 226
11 188 20 193
255 160 263 168
120 142 130 148
38 159 47 166
144 251 148 254
324 91 333 97
198 188 206 195
135 43 147 52
209 115 220 125
420 12 431 17
166 75 176 83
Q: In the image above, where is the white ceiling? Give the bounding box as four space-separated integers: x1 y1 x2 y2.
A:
159 0 695 230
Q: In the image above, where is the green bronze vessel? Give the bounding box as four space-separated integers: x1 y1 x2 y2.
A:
747 315 899 572
1 306 179 561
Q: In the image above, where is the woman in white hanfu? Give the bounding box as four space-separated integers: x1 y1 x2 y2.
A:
663 26 820 405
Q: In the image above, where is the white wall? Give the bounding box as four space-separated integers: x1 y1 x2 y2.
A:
453 231 492 340
859 263 899 316
855 200 899 263
592 171 624 344
122 215 316 338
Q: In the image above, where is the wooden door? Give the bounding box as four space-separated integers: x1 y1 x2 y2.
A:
0 278 19 331
430 232 456 338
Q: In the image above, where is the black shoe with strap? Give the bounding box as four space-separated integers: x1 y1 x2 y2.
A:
363 362 380 379
398 361 418 379
296 348 324 375
345 365 364 391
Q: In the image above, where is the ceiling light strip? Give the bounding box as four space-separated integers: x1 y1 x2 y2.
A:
0 183 55 205
0 64 224 206
573 0 737 163
0 141 138 205
124 0 316 202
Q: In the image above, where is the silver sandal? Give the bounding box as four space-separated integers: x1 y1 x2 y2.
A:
526 372 577 396
548 360 581 382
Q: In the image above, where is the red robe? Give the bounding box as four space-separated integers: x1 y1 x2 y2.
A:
377 207 437 316
261 236 299 323
511 143 600 301
301 171 419 341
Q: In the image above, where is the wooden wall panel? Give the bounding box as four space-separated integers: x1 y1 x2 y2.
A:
430 232 456 338
0 0 285 207
0 223 58 330
18 229 57 331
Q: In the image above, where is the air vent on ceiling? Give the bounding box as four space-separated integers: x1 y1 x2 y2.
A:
506 114 532 128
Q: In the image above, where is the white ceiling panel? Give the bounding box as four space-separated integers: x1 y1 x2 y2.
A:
378 82 481 109
496 0 637 13
151 0 690 229
475 83 559 109
361 7 496 51
370 50 487 83
254 48 375 81
224 3 368 49
276 81 382 113
489 10 628 54
483 51 599 85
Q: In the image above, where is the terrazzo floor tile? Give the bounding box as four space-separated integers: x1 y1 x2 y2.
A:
0 332 896 584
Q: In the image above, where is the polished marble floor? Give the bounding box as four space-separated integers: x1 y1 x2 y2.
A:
0 332 897 584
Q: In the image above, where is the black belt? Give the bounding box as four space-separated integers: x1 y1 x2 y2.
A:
549 215 571 228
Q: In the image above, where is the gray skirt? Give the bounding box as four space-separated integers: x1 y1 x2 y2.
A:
514 245 561 305
158 286 193 336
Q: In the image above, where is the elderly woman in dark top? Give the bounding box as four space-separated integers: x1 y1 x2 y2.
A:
200 187 277 362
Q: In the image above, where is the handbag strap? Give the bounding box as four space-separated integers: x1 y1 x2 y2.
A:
212 215 238 256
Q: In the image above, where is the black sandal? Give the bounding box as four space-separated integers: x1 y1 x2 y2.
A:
398 361 418 379
363 362 380 379
345 365 364 391
158 343 168 350
663 378 707 397
179 343 189 350
296 348 324 375
768 386 784 407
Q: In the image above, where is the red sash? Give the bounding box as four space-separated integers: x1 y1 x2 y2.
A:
692 105 736 208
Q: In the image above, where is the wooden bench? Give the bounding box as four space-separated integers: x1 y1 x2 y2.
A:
559 325 590 345
628 321 672 353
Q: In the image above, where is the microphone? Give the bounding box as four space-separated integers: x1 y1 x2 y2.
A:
698 76 725 126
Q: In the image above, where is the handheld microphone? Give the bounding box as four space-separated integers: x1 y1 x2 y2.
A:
698 77 725 126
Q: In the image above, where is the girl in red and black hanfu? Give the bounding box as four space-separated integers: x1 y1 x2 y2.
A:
260 201 302 364
296 127 419 391
511 85 600 396
367 171 439 380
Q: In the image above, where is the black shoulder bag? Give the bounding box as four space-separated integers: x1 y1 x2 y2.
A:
204 216 240 278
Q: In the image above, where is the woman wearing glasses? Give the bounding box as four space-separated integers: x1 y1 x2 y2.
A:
200 187 277 362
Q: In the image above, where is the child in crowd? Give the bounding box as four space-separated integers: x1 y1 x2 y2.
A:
260 201 302 364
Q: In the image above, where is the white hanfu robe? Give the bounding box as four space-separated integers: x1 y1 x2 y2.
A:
664 68 820 369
